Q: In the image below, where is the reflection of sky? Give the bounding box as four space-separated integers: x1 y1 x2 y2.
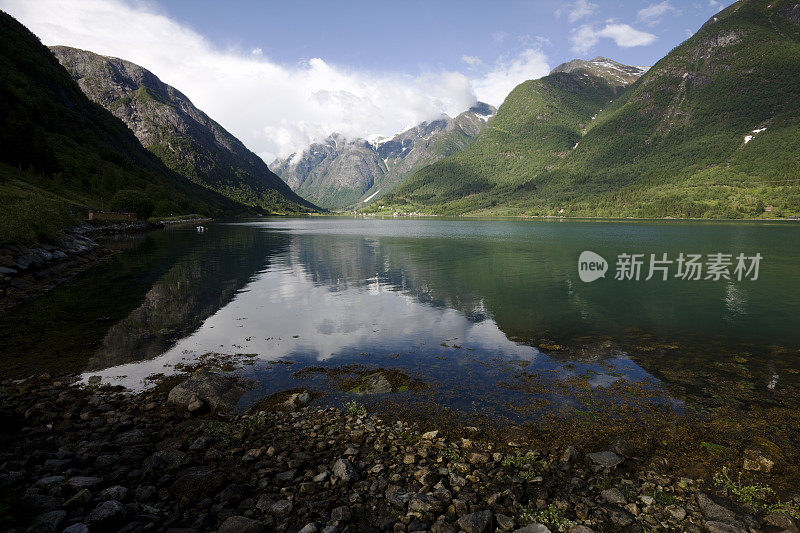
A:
84 255 549 389
81 247 664 409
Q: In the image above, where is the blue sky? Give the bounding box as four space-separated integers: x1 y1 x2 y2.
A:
3 0 728 161
157 0 722 73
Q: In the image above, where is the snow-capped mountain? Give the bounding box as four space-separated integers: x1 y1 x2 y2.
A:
270 102 496 210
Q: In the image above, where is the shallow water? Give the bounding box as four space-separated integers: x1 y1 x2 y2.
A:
2 217 798 421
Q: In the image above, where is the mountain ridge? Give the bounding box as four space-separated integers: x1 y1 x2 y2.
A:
51 46 318 214
373 0 800 219
0 12 248 244
270 103 496 210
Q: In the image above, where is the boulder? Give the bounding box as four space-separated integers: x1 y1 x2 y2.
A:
457 510 493 533
588 451 623 468
361 372 392 394
333 458 359 482
218 515 264 533
167 371 245 411
742 449 774 473
170 466 227 500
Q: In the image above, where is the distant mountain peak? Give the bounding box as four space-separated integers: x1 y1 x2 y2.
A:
550 57 648 87
270 102 496 210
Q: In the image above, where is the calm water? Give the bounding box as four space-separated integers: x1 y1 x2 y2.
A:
2 218 799 421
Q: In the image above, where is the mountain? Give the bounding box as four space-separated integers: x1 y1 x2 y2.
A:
51 46 318 214
270 103 496 210
0 12 247 245
375 0 800 219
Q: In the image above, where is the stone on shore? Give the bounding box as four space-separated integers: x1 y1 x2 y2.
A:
167 371 245 411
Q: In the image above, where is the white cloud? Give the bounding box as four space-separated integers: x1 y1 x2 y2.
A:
461 55 483 68
570 23 657 55
0 0 548 162
637 1 680 25
557 0 598 23
250 47 262 56
709 0 723 12
472 49 550 106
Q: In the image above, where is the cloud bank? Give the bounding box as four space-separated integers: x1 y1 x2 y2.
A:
570 23 657 55
1 0 550 162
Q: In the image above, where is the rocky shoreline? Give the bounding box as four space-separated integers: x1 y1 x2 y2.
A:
0 222 160 316
1 372 798 533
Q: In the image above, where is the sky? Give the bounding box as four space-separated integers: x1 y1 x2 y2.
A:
2 0 729 163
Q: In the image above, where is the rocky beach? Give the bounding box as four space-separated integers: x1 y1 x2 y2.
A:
0 222 160 316
1 369 798 533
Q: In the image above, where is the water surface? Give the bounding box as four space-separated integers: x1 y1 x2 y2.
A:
2 218 798 421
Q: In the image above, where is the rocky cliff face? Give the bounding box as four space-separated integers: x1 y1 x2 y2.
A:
51 46 317 213
270 103 496 210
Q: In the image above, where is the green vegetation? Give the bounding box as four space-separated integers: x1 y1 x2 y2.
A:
714 467 800 518
0 174 81 244
501 452 540 469
0 13 247 244
345 400 367 417
372 0 800 219
517 503 576 532
110 189 154 219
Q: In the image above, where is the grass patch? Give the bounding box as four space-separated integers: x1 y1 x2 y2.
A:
714 467 800 519
518 503 576 532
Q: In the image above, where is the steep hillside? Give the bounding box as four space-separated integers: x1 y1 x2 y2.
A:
0 12 245 244
51 46 317 214
376 0 800 219
374 58 642 214
270 103 495 210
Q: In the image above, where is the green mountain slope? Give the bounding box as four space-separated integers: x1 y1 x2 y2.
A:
271 103 495 210
374 58 643 214
51 46 318 214
0 11 246 244
376 0 800 219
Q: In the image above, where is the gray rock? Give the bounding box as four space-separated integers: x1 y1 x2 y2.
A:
764 511 797 530
431 520 457 533
134 485 157 502
667 505 687 520
62 524 89 533
515 525 551 533
696 493 738 525
270 500 293 518
601 487 627 504
332 458 358 482
495 513 515 530
299 524 319 533
742 449 774 473
170 466 227 500
99 485 128 501
457 510 493 533
66 476 102 489
330 505 351 523
218 515 263 533
87 500 126 527
167 371 245 411
587 451 622 468
31 510 66 532
115 429 149 445
704 521 747 533
569 526 594 533
560 446 578 463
